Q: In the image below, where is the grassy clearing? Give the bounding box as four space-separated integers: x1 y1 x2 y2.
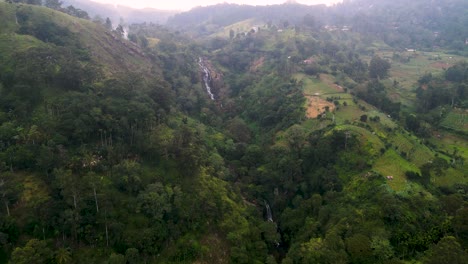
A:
373 149 419 191
440 109 468 133
389 132 434 167
427 131 468 187
295 73 352 118
0 2 18 33
0 34 45 63
434 167 468 187
335 105 365 122
372 50 466 107
301 118 333 132
429 132 468 160
378 51 463 83
366 110 398 129
295 73 344 95
334 124 385 157
212 18 259 38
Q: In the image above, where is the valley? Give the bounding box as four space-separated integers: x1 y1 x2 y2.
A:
0 0 467 263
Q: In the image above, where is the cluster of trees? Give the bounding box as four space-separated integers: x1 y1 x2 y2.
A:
9 0 90 19
408 62 468 131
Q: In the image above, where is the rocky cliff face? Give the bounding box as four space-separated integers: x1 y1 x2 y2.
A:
199 58 227 101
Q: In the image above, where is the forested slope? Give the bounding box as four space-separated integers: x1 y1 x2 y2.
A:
0 2 267 263
169 0 468 54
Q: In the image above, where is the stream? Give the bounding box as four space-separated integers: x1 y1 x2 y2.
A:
198 57 215 100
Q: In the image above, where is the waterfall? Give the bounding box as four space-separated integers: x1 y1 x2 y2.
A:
265 200 280 247
265 200 273 222
198 57 215 100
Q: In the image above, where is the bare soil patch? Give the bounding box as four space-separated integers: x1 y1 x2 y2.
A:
250 57 265 72
305 95 335 118
430 61 452 69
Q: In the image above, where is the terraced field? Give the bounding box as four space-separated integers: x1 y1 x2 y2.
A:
440 108 468 133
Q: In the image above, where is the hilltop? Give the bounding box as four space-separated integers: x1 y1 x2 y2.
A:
0 2 158 77
62 0 179 24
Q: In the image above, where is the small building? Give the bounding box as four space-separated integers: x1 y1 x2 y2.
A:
342 26 351 31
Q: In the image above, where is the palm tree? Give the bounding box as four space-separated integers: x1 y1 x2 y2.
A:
55 248 72 264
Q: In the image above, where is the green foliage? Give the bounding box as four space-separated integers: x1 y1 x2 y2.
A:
44 0 62 10
369 55 391 79
423 236 468 264
17 8 76 46
9 239 53 264
346 234 373 264
137 183 179 221
107 253 125 264
54 247 72 264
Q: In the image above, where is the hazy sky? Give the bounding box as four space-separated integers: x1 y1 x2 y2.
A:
91 0 342 11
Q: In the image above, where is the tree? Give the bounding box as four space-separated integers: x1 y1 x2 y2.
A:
55 169 81 210
111 160 143 195
44 0 62 10
303 14 316 28
360 114 368 122
25 0 41 4
115 25 125 37
453 208 468 247
9 239 53 264
0 172 21 217
108 253 125 264
65 6 89 19
125 248 140 264
137 183 177 221
369 55 391 79
445 62 466 83
370 237 394 262
105 18 113 31
55 247 72 264
226 118 251 143
345 234 372 263
423 236 468 264
83 172 110 213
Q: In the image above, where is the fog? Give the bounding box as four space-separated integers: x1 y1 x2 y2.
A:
90 0 342 11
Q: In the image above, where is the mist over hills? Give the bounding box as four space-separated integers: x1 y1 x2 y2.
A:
168 0 467 51
0 0 467 263
62 0 179 24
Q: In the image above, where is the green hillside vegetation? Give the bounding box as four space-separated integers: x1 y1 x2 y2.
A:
0 1 467 264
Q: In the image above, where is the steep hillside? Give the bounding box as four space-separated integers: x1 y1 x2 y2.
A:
0 3 263 263
0 2 156 77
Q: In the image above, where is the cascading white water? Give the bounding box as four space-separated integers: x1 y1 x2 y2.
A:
198 57 215 100
265 200 273 222
265 200 280 247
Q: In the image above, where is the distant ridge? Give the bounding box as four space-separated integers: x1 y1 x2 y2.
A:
62 0 179 24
